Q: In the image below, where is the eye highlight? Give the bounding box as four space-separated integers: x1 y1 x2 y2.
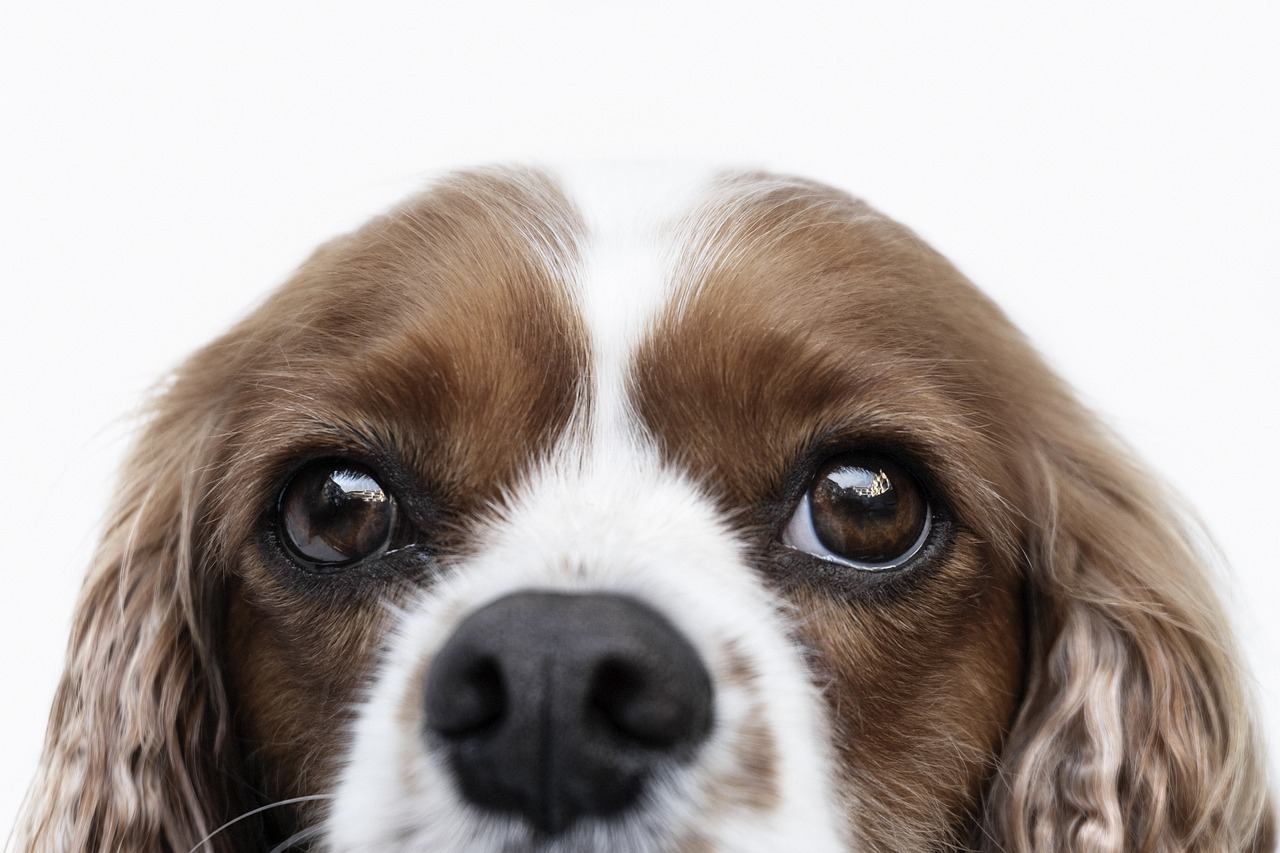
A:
278 460 397 570
783 453 931 570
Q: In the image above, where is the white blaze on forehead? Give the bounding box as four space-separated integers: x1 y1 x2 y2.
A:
544 163 718 444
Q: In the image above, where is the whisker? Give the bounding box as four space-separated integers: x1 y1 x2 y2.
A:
185 794 332 853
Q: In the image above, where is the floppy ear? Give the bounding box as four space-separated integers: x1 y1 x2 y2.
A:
15 379 257 852
983 427 1275 851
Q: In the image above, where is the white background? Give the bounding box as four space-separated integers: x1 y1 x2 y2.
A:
2 1 1277 841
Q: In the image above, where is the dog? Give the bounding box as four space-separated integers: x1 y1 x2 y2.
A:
16 166 1275 851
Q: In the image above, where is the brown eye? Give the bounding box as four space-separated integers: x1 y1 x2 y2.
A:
783 454 930 570
279 460 396 569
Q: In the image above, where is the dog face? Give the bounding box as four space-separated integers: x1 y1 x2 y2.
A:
19 167 1274 852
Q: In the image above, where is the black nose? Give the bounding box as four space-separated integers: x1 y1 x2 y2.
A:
423 590 715 836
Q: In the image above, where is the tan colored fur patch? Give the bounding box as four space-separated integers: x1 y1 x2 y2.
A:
214 167 590 827
630 174 1036 846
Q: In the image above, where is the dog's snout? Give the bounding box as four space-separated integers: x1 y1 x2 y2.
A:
424 590 715 836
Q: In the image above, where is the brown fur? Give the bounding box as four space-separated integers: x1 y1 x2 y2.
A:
634 174 1274 850
15 168 1274 851
15 167 589 850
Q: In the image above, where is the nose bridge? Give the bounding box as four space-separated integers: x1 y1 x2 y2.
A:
451 442 757 686
496 440 727 580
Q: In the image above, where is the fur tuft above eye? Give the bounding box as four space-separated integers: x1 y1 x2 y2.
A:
782 454 931 571
278 460 398 570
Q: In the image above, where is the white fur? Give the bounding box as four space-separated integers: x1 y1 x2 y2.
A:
324 168 850 851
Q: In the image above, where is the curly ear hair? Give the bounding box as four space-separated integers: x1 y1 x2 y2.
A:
13 371 257 852
983 413 1276 851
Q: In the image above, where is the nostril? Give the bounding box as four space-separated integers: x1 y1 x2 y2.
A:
591 657 711 750
425 655 505 738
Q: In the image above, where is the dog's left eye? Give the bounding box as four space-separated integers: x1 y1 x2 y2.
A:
278 460 397 570
783 453 930 570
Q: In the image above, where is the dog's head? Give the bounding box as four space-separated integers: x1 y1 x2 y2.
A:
19 167 1274 851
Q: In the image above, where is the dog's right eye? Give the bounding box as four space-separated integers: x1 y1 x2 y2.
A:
278 460 397 570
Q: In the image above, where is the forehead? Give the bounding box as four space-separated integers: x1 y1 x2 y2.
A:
556 166 1019 499
222 166 1025 524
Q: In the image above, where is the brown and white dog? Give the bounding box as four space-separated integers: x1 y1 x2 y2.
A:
17 166 1275 851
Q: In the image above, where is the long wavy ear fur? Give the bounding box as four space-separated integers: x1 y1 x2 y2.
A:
13 374 255 852
983 416 1275 851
